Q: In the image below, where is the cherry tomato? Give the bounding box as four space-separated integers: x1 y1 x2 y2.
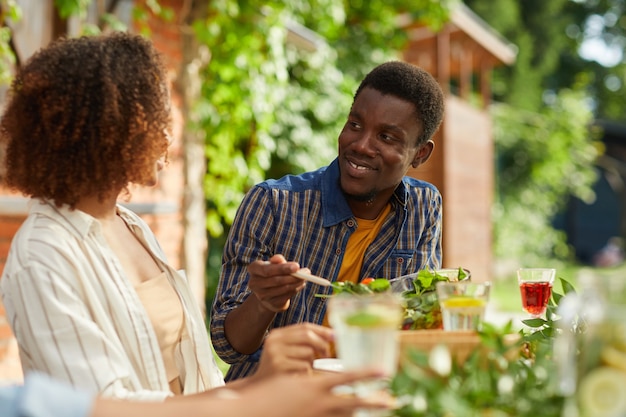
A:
361 277 375 285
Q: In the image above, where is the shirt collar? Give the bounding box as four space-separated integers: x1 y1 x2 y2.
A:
29 199 99 239
30 199 139 240
320 158 408 227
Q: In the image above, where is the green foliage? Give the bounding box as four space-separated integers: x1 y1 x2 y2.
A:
392 324 565 417
132 1 174 37
465 0 626 120
492 89 601 263
590 61 626 120
391 278 577 417
464 0 602 114
0 26 15 85
0 0 20 21
52 0 172 36
0 0 20 85
53 0 91 18
464 0 622 265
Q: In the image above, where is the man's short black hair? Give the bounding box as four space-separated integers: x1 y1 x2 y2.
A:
354 61 444 146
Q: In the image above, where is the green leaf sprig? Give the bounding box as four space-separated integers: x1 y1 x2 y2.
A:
411 267 468 296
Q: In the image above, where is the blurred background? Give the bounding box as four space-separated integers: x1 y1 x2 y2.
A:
2 0 626 381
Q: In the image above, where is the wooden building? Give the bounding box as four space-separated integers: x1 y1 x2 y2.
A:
402 3 517 282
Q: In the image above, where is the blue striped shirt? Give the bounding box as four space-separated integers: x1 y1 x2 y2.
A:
210 158 442 380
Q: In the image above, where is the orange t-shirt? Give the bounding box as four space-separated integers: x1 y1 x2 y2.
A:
323 203 392 328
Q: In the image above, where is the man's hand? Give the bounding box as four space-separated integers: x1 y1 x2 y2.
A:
248 254 307 313
223 254 314 355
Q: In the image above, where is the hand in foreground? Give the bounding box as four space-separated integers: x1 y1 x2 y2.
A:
255 323 334 377
247 254 307 312
240 369 393 417
92 370 391 417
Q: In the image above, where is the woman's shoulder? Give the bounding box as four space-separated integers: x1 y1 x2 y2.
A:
3 200 102 280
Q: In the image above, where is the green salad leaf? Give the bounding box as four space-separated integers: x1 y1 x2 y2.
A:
412 268 459 295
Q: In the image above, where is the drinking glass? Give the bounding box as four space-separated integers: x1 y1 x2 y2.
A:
436 281 491 331
328 293 402 416
517 268 556 318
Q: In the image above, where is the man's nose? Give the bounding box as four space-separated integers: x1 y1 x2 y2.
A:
352 131 377 156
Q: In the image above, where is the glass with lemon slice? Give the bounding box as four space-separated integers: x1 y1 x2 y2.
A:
436 281 491 331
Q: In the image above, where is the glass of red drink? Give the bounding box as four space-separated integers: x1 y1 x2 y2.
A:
517 268 556 318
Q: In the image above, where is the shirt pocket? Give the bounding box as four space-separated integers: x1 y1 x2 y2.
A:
378 249 416 278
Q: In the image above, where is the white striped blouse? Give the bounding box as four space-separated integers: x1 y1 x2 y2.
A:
0 199 224 400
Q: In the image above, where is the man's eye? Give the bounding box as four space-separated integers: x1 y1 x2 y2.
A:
349 121 361 129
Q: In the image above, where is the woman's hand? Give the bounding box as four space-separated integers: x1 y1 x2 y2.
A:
241 369 392 417
255 323 334 377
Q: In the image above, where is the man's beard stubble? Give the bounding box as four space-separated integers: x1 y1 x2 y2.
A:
339 179 377 205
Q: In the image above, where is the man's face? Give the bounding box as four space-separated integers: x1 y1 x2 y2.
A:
338 87 428 206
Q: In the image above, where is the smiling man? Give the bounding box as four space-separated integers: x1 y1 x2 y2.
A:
210 61 445 381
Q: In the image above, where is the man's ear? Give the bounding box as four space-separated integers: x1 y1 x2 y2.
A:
411 140 434 168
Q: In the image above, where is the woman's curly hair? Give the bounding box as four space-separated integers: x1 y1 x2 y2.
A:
0 31 171 208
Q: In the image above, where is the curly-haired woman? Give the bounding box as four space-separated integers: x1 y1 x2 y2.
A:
0 32 343 403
